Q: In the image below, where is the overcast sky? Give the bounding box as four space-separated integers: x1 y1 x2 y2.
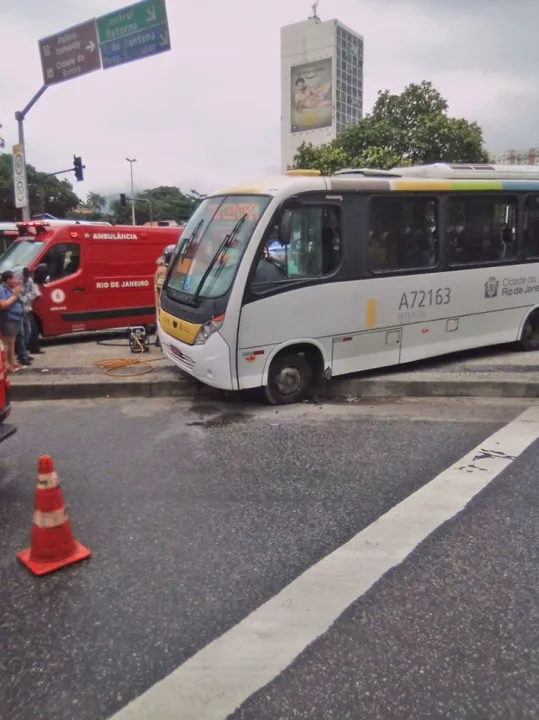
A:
1 0 538 202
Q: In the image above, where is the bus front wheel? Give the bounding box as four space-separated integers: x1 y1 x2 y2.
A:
520 310 539 351
264 352 313 405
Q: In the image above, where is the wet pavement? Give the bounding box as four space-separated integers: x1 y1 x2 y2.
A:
0 397 538 720
230 436 539 720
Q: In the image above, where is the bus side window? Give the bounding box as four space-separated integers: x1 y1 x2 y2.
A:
286 205 341 279
446 195 517 266
252 205 341 288
41 243 81 282
524 195 539 259
369 196 438 272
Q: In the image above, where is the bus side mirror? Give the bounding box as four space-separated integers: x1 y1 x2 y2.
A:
279 212 292 247
279 196 301 247
33 264 48 285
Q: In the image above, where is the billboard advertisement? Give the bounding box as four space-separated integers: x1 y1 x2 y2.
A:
290 57 333 133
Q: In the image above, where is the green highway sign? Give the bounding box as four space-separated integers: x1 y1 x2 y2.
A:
96 0 167 45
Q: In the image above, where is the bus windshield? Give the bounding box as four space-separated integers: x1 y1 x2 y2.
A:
166 194 270 300
0 239 45 273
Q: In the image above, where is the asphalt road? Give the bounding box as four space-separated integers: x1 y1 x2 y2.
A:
0 397 538 720
230 428 539 720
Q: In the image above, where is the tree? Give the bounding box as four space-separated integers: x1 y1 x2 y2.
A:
109 185 205 225
0 152 80 220
292 81 489 173
86 191 106 212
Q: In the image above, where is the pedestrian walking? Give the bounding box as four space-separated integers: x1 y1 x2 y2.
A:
0 270 25 372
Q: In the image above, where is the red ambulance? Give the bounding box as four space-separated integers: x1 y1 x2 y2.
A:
0 221 183 337
0 222 20 255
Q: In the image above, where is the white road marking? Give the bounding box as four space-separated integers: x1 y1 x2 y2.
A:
109 405 539 720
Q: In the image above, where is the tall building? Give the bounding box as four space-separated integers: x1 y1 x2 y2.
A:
488 148 539 166
280 7 364 171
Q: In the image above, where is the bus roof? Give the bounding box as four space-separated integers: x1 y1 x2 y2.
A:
214 164 539 198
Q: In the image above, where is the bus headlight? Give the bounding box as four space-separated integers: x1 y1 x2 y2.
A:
194 314 225 345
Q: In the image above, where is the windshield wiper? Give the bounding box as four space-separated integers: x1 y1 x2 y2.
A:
164 218 205 297
192 214 247 304
176 219 204 265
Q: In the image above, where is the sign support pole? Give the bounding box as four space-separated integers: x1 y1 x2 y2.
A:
14 85 48 221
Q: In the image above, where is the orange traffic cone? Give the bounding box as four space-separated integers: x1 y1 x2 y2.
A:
17 455 91 576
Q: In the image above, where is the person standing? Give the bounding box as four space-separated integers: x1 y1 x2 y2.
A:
154 256 167 308
18 267 41 363
0 270 25 372
154 244 175 348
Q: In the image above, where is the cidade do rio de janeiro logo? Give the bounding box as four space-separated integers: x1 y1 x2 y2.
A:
484 277 499 299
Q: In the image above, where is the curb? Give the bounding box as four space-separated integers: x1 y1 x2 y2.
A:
10 379 221 402
325 377 539 400
10 376 539 402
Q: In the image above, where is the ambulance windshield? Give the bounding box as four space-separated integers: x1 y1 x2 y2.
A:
0 239 45 273
166 195 270 301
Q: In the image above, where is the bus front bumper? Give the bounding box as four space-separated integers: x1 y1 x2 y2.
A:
158 328 234 390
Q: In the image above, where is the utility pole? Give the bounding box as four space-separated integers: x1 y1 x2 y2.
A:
15 85 48 221
126 157 137 225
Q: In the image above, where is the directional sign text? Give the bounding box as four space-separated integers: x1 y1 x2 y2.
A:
99 22 171 69
38 20 101 86
96 0 168 44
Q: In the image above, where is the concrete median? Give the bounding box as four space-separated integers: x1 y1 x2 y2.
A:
9 333 539 403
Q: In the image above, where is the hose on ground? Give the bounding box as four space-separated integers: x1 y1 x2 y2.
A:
93 333 167 377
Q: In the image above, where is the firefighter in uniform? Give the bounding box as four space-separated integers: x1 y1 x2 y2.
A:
154 244 175 348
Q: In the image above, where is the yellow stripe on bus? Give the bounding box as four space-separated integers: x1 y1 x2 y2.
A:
159 308 201 345
394 179 505 192
394 180 453 191
366 298 376 329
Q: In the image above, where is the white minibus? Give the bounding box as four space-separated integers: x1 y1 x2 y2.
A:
158 163 539 404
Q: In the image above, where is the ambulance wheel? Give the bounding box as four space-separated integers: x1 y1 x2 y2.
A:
520 309 539 351
264 352 313 405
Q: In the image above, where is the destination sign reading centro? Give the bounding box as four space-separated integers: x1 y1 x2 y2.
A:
38 20 101 87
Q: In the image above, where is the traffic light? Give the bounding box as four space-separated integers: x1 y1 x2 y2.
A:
73 155 84 182
120 193 127 207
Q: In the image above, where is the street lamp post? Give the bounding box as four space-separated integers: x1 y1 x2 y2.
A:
126 157 137 225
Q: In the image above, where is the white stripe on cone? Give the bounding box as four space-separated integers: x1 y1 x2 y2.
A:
36 471 59 489
33 507 67 529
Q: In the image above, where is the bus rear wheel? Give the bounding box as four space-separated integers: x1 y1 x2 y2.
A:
264 353 313 405
520 310 539 351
